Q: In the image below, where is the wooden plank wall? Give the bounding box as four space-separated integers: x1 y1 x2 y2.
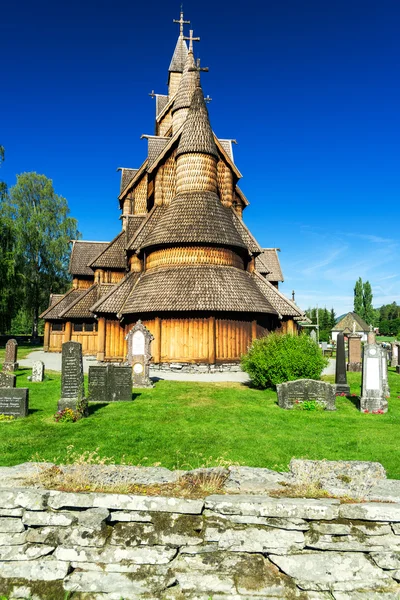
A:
160 318 209 362
216 319 252 361
71 333 98 355
49 332 63 352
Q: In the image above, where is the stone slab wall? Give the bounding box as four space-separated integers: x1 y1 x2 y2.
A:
1 488 400 599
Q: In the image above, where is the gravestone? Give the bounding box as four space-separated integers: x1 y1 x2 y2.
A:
347 333 362 372
31 361 45 383
126 320 154 388
391 343 399 368
0 372 16 388
382 347 390 399
367 328 376 344
0 388 29 418
360 343 388 413
310 330 317 343
58 341 86 412
2 339 18 373
89 365 132 402
335 332 350 394
277 379 336 411
321 342 328 353
397 365 400 375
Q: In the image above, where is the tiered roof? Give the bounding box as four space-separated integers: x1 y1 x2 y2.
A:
256 249 284 282
69 241 109 276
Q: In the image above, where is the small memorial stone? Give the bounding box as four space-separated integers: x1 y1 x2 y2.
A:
89 365 132 402
2 339 18 373
310 330 317 342
31 361 45 383
58 341 86 413
335 332 350 394
391 343 399 368
0 388 29 417
0 373 16 388
396 365 400 375
277 379 336 411
126 320 154 388
360 343 388 413
347 333 362 372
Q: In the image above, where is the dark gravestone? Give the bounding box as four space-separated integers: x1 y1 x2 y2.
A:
396 365 400 374
0 373 16 388
126 321 154 388
59 341 86 412
89 365 132 402
3 339 18 373
277 379 336 411
0 388 29 417
335 332 350 394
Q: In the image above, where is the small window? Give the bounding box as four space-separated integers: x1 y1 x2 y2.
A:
73 322 83 332
85 322 95 332
51 322 63 332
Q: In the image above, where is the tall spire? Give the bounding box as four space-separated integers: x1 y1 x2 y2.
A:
169 9 190 74
172 32 200 132
177 81 218 159
173 8 190 38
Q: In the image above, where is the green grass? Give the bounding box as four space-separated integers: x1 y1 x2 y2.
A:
0 344 43 362
377 335 398 343
1 367 400 478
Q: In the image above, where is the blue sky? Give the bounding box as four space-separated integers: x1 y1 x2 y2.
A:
1 0 399 315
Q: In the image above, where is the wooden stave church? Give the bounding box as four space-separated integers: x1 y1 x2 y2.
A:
41 14 306 364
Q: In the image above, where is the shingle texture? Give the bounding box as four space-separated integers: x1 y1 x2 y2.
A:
89 232 126 270
172 51 198 113
252 272 304 318
230 210 262 253
91 272 140 314
219 140 234 161
40 289 86 320
156 95 169 116
169 37 188 72
69 241 109 276
256 249 284 282
176 86 218 159
127 206 167 251
60 284 113 318
126 216 146 242
49 294 63 306
333 312 370 332
141 192 247 250
121 265 277 314
148 137 170 167
120 168 138 193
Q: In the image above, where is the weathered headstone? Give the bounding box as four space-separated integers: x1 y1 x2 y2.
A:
397 365 400 375
2 339 18 373
335 332 350 394
347 333 362 372
126 320 154 388
89 365 132 402
0 388 29 418
310 330 317 343
360 343 388 413
382 347 390 398
391 343 399 368
0 372 16 388
367 327 376 344
58 341 86 412
277 379 336 411
31 361 45 383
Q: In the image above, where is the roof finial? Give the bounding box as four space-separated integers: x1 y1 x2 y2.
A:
173 8 190 38
184 29 200 52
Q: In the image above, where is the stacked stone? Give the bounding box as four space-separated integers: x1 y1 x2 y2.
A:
1 486 400 598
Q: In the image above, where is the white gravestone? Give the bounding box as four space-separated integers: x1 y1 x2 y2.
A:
126 321 154 388
360 344 388 413
31 361 45 382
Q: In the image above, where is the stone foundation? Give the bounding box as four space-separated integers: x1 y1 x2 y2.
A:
347 361 362 372
1 461 400 598
153 362 242 373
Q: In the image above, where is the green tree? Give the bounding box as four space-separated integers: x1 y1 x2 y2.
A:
330 307 336 328
354 277 364 316
6 173 80 337
363 280 374 325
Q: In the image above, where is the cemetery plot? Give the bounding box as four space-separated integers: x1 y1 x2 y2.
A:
277 379 336 411
0 388 29 418
2 339 18 373
89 365 132 402
58 341 86 412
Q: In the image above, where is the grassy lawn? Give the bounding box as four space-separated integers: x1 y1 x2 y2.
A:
1 365 400 478
377 336 397 343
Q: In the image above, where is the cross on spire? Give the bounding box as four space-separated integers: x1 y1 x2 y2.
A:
173 8 190 38
189 57 209 73
184 29 200 52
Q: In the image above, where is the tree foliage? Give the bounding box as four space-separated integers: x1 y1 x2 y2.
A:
354 277 364 315
241 333 328 389
305 306 336 342
353 278 375 326
2 173 79 336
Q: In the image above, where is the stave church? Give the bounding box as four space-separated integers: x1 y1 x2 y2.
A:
41 12 306 366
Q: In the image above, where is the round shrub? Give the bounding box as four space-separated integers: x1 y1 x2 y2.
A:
241 332 329 389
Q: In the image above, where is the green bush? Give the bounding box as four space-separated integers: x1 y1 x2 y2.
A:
241 333 329 389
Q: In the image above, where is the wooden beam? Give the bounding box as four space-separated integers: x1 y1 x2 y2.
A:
252 319 257 341
208 316 216 364
44 322 50 352
153 317 161 363
97 317 106 361
64 321 72 342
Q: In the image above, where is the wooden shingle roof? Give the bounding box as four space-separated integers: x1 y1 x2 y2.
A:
69 241 109 276
230 209 262 254
172 50 198 113
89 232 126 270
126 206 167 252
118 168 138 193
126 216 146 242
256 249 284 282
252 271 304 318
169 36 188 72
121 265 277 315
156 95 169 116
90 271 140 315
59 284 108 319
332 312 370 332
141 192 247 251
147 137 170 167
40 288 86 320
176 85 218 159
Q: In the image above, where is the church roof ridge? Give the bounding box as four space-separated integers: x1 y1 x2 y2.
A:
169 36 189 73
